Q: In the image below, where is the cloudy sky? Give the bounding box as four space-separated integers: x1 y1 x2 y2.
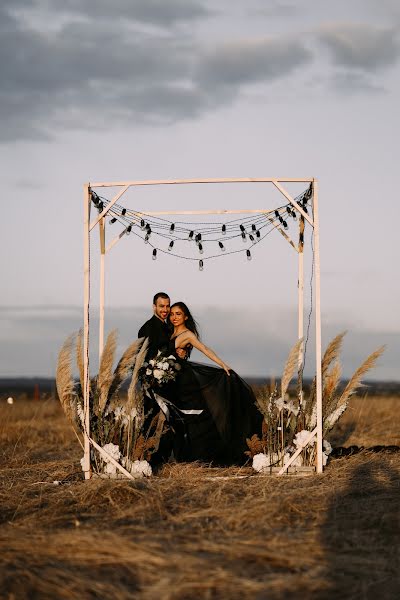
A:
1 0 399 380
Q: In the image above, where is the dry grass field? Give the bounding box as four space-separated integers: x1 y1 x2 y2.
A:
0 394 399 600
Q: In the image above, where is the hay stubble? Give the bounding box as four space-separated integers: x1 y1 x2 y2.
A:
0 397 399 599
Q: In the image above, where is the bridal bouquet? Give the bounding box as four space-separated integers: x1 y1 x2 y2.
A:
139 350 181 390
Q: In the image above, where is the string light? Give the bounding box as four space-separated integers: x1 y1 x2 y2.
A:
92 184 311 270
199 260 204 271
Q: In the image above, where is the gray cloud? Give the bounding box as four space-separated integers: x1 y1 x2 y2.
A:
1 1 397 142
195 38 312 90
330 71 385 94
0 0 312 142
318 23 400 71
250 1 302 18
7 0 210 27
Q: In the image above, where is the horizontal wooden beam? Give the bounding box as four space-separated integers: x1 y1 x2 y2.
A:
90 177 314 188
126 208 278 217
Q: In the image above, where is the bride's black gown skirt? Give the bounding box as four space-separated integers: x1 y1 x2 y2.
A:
161 350 262 465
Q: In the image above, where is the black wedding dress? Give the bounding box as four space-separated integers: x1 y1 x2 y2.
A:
159 339 262 465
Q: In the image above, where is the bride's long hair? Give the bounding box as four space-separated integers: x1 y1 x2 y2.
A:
170 302 200 339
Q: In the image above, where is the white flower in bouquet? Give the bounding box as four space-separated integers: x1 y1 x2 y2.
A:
149 359 155 366
101 443 121 475
122 457 152 477
167 355 176 360
293 430 316 450
153 369 164 381
131 460 152 478
156 362 164 369
162 363 169 371
252 453 271 472
146 368 152 375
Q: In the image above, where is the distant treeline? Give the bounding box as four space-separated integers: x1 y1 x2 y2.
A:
1 377 400 398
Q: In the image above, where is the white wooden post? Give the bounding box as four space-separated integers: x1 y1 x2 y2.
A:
83 184 91 480
298 216 305 402
313 179 323 473
99 217 105 362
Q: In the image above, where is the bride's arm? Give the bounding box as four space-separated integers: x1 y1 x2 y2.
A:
177 332 231 375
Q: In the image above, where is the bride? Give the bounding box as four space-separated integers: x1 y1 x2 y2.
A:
163 301 261 464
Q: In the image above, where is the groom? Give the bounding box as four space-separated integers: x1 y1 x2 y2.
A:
138 292 186 360
138 292 184 465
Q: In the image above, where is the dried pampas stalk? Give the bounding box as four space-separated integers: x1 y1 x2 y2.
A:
305 332 346 423
322 331 346 379
281 338 303 400
323 360 342 416
127 338 149 433
338 346 385 406
108 337 145 398
98 329 118 413
324 401 348 432
56 333 77 423
76 328 85 390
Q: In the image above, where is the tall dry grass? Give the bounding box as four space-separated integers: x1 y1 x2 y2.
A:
0 396 399 599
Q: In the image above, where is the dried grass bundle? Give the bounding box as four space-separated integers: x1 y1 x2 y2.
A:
304 332 346 425
338 346 385 406
98 329 118 413
280 338 303 400
108 337 145 399
56 333 77 424
76 328 85 391
323 360 342 416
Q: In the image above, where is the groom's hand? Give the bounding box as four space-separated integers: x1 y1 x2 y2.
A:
176 348 187 360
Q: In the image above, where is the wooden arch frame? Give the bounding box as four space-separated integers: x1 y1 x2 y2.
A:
82 177 323 478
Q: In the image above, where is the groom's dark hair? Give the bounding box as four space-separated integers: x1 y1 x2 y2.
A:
153 292 170 305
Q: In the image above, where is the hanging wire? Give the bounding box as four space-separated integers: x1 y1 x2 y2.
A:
91 186 312 265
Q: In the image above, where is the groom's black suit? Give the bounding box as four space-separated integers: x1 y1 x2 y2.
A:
138 314 170 360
